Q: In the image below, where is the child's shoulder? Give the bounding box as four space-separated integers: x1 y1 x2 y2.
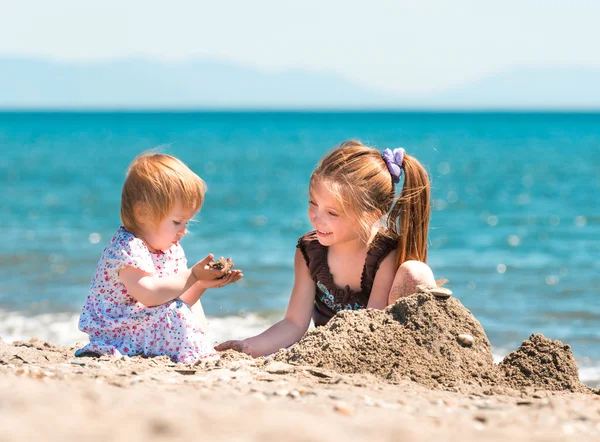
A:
105 226 148 255
296 230 323 266
298 230 318 244
370 229 398 258
98 227 156 273
110 226 140 244
112 226 134 239
296 230 325 262
297 230 319 247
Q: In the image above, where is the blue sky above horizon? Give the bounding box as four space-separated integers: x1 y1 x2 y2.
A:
2 0 599 96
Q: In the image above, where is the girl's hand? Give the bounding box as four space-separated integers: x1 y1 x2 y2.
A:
192 254 231 280
214 339 253 356
197 269 243 289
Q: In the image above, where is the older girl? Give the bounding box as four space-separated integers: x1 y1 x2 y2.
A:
216 140 435 357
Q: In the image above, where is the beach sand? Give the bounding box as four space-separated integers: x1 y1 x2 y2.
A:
1 292 599 441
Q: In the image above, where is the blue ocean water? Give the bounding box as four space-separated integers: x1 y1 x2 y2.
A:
1 112 599 384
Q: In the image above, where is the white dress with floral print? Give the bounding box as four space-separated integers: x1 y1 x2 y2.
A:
76 227 217 363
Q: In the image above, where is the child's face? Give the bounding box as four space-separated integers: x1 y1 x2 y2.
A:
308 182 361 247
139 201 196 253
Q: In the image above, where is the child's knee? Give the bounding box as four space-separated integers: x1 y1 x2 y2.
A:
398 260 435 285
388 261 435 305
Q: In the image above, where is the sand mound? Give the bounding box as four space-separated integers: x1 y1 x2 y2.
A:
499 333 588 393
274 293 502 390
0 339 71 365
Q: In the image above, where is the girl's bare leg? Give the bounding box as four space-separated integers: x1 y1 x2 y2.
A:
388 260 436 305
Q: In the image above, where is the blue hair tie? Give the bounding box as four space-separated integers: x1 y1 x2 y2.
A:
382 148 406 184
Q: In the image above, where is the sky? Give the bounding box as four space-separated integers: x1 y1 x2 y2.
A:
1 0 599 95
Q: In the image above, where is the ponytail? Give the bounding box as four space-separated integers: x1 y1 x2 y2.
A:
387 155 430 267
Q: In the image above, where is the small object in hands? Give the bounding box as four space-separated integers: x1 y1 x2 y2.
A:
208 257 234 274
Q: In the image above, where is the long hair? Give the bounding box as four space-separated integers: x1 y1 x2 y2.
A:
388 152 430 266
310 140 430 268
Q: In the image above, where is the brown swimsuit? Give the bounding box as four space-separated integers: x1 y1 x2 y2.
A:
296 230 397 326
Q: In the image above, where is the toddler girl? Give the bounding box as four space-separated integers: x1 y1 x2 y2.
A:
76 152 242 363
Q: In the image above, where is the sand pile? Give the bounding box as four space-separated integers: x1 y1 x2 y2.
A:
274 292 592 393
499 333 587 393
274 292 503 390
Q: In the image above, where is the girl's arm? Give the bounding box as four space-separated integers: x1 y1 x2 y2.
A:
367 251 397 309
119 266 196 307
179 283 207 307
180 270 243 307
120 254 236 307
215 249 316 357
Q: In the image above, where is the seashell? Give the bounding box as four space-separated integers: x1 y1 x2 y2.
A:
429 286 452 299
457 334 474 347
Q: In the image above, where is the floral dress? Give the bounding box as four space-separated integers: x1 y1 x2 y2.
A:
76 226 217 363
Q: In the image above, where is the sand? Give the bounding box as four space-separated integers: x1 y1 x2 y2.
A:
274 293 595 394
1 292 599 441
274 292 501 390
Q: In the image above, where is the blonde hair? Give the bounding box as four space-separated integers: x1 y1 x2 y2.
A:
310 140 431 268
120 152 207 235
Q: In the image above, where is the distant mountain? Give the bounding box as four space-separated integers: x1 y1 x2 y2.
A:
0 57 394 109
0 58 599 109
421 66 600 109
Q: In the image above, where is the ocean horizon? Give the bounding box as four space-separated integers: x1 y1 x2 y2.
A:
1 111 598 386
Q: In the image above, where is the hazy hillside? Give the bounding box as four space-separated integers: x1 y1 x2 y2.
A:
0 58 598 109
425 66 600 109
0 58 391 108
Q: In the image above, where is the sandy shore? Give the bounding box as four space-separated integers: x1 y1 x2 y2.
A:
2 293 598 441
0 338 599 442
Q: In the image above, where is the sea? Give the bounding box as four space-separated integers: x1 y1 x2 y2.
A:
1 111 598 386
